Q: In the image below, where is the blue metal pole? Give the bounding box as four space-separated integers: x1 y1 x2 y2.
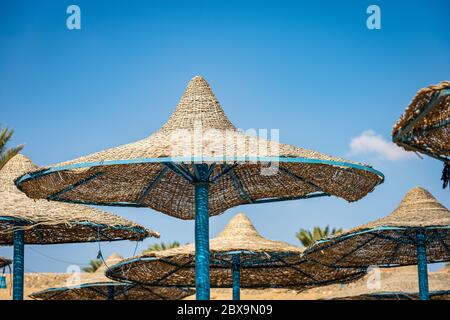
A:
107 285 115 300
232 254 240 300
194 164 210 300
13 229 25 301
416 231 429 300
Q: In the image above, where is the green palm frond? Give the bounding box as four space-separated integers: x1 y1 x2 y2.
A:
82 259 102 273
0 127 24 170
296 225 343 247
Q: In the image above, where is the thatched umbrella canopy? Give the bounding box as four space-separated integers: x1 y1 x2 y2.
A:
328 266 450 300
392 81 450 187
106 214 366 300
303 187 450 300
0 257 12 269
0 154 159 300
30 254 193 300
16 76 383 299
0 155 159 244
332 290 450 300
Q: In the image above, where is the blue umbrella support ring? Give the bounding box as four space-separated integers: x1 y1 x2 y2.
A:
416 231 429 300
13 229 25 301
194 164 211 300
231 254 241 300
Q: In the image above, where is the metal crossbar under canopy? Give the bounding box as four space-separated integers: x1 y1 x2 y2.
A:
303 187 450 300
105 214 367 300
16 76 384 299
0 155 157 300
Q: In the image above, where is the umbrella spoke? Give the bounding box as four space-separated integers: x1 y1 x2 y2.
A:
334 235 377 265
278 166 324 193
163 162 194 182
152 259 194 286
136 166 168 204
47 172 104 200
271 253 318 282
211 163 238 182
229 170 253 203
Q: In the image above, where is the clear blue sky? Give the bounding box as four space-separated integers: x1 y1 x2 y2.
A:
1 0 449 273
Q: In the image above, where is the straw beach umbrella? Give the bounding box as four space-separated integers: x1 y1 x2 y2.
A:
106 214 366 300
332 291 450 300
392 81 450 187
16 76 384 299
303 265 450 300
0 154 159 300
303 187 450 300
30 253 193 300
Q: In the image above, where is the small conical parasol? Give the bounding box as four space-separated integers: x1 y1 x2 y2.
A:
0 154 159 300
16 76 383 299
29 254 193 300
106 214 366 300
303 187 450 300
392 81 450 188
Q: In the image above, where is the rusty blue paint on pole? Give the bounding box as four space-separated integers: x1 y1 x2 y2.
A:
13 229 25 301
194 164 210 300
416 231 429 300
232 254 241 300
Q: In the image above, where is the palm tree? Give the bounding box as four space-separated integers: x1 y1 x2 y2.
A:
296 226 343 247
142 241 180 254
0 127 24 170
83 259 102 273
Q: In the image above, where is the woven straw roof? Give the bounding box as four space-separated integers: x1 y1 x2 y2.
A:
393 81 450 163
0 154 159 244
303 187 450 267
325 266 450 300
16 76 383 220
332 291 450 300
29 254 194 300
106 214 366 289
0 256 11 268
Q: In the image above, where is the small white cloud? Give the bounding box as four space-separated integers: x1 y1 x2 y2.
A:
348 130 413 161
